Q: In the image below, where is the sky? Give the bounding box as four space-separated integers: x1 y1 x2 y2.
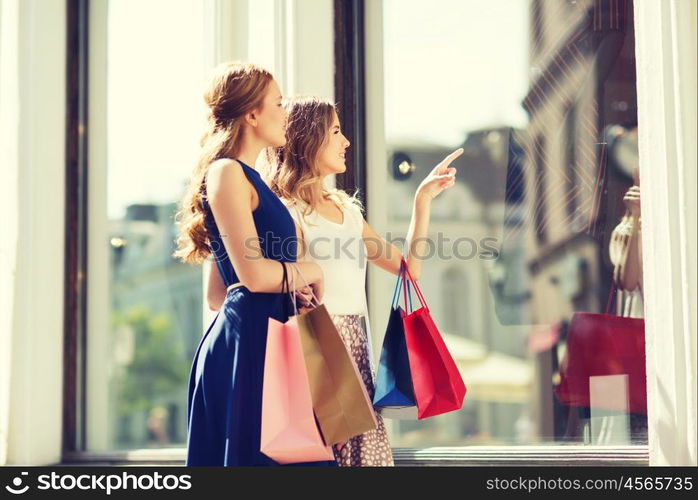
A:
383 0 530 146
107 0 206 218
106 0 529 219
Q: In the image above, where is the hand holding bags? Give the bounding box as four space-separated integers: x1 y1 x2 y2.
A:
288 263 378 445
260 262 334 464
374 259 467 419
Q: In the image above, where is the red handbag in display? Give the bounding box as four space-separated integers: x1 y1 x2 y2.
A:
555 286 647 415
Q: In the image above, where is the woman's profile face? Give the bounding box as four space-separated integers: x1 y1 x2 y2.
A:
316 110 350 176
252 79 287 148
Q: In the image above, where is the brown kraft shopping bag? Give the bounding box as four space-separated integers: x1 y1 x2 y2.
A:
290 264 377 444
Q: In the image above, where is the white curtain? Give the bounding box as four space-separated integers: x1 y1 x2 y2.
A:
0 0 21 466
0 0 66 465
635 0 697 466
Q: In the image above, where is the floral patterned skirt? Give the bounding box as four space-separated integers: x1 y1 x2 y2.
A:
328 314 394 467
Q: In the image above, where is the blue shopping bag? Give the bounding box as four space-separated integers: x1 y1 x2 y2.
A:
373 262 418 419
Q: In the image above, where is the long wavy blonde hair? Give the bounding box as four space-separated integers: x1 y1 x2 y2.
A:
269 96 362 223
173 62 273 264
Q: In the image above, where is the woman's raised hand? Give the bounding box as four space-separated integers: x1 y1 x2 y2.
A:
415 148 463 201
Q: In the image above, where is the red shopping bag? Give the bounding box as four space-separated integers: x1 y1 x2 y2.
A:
399 259 467 419
555 286 646 415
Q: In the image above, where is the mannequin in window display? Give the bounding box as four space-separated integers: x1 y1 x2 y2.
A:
609 164 647 441
609 165 643 318
561 164 646 443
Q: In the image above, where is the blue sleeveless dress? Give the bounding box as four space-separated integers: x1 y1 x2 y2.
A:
186 159 337 466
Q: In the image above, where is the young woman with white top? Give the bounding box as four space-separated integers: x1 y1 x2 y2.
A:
270 95 462 466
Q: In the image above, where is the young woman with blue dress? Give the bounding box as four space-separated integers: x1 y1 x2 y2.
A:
174 63 335 466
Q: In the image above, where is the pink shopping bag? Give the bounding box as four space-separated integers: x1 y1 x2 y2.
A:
260 262 335 464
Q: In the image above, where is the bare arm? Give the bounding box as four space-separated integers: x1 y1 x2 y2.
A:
206 159 323 294
361 194 439 280
362 211 418 278
611 186 642 291
290 218 323 312
620 215 642 290
612 214 642 291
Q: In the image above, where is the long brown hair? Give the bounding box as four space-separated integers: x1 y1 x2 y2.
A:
173 62 273 264
270 95 362 222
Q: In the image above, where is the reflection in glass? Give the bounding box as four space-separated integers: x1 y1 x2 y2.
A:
378 0 645 446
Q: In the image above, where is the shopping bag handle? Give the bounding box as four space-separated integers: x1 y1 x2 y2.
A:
287 262 321 309
280 260 310 317
604 281 626 316
390 261 402 308
280 261 291 317
391 259 414 312
400 258 428 312
282 261 306 317
605 282 615 315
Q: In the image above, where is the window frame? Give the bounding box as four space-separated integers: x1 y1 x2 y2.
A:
333 0 368 208
63 0 89 458
62 0 660 466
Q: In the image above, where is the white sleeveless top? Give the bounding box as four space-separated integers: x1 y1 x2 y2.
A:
282 197 367 314
282 197 375 362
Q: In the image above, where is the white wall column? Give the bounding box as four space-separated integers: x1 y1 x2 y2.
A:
364 0 390 369
290 0 334 99
0 0 67 465
203 0 249 69
0 0 21 467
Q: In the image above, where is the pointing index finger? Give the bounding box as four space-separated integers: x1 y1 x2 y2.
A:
444 148 464 163
436 148 464 172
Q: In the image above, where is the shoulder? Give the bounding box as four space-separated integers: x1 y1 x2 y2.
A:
205 159 253 202
343 199 364 216
332 194 364 232
206 158 248 186
208 157 244 174
336 192 364 221
346 202 365 232
327 189 363 212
